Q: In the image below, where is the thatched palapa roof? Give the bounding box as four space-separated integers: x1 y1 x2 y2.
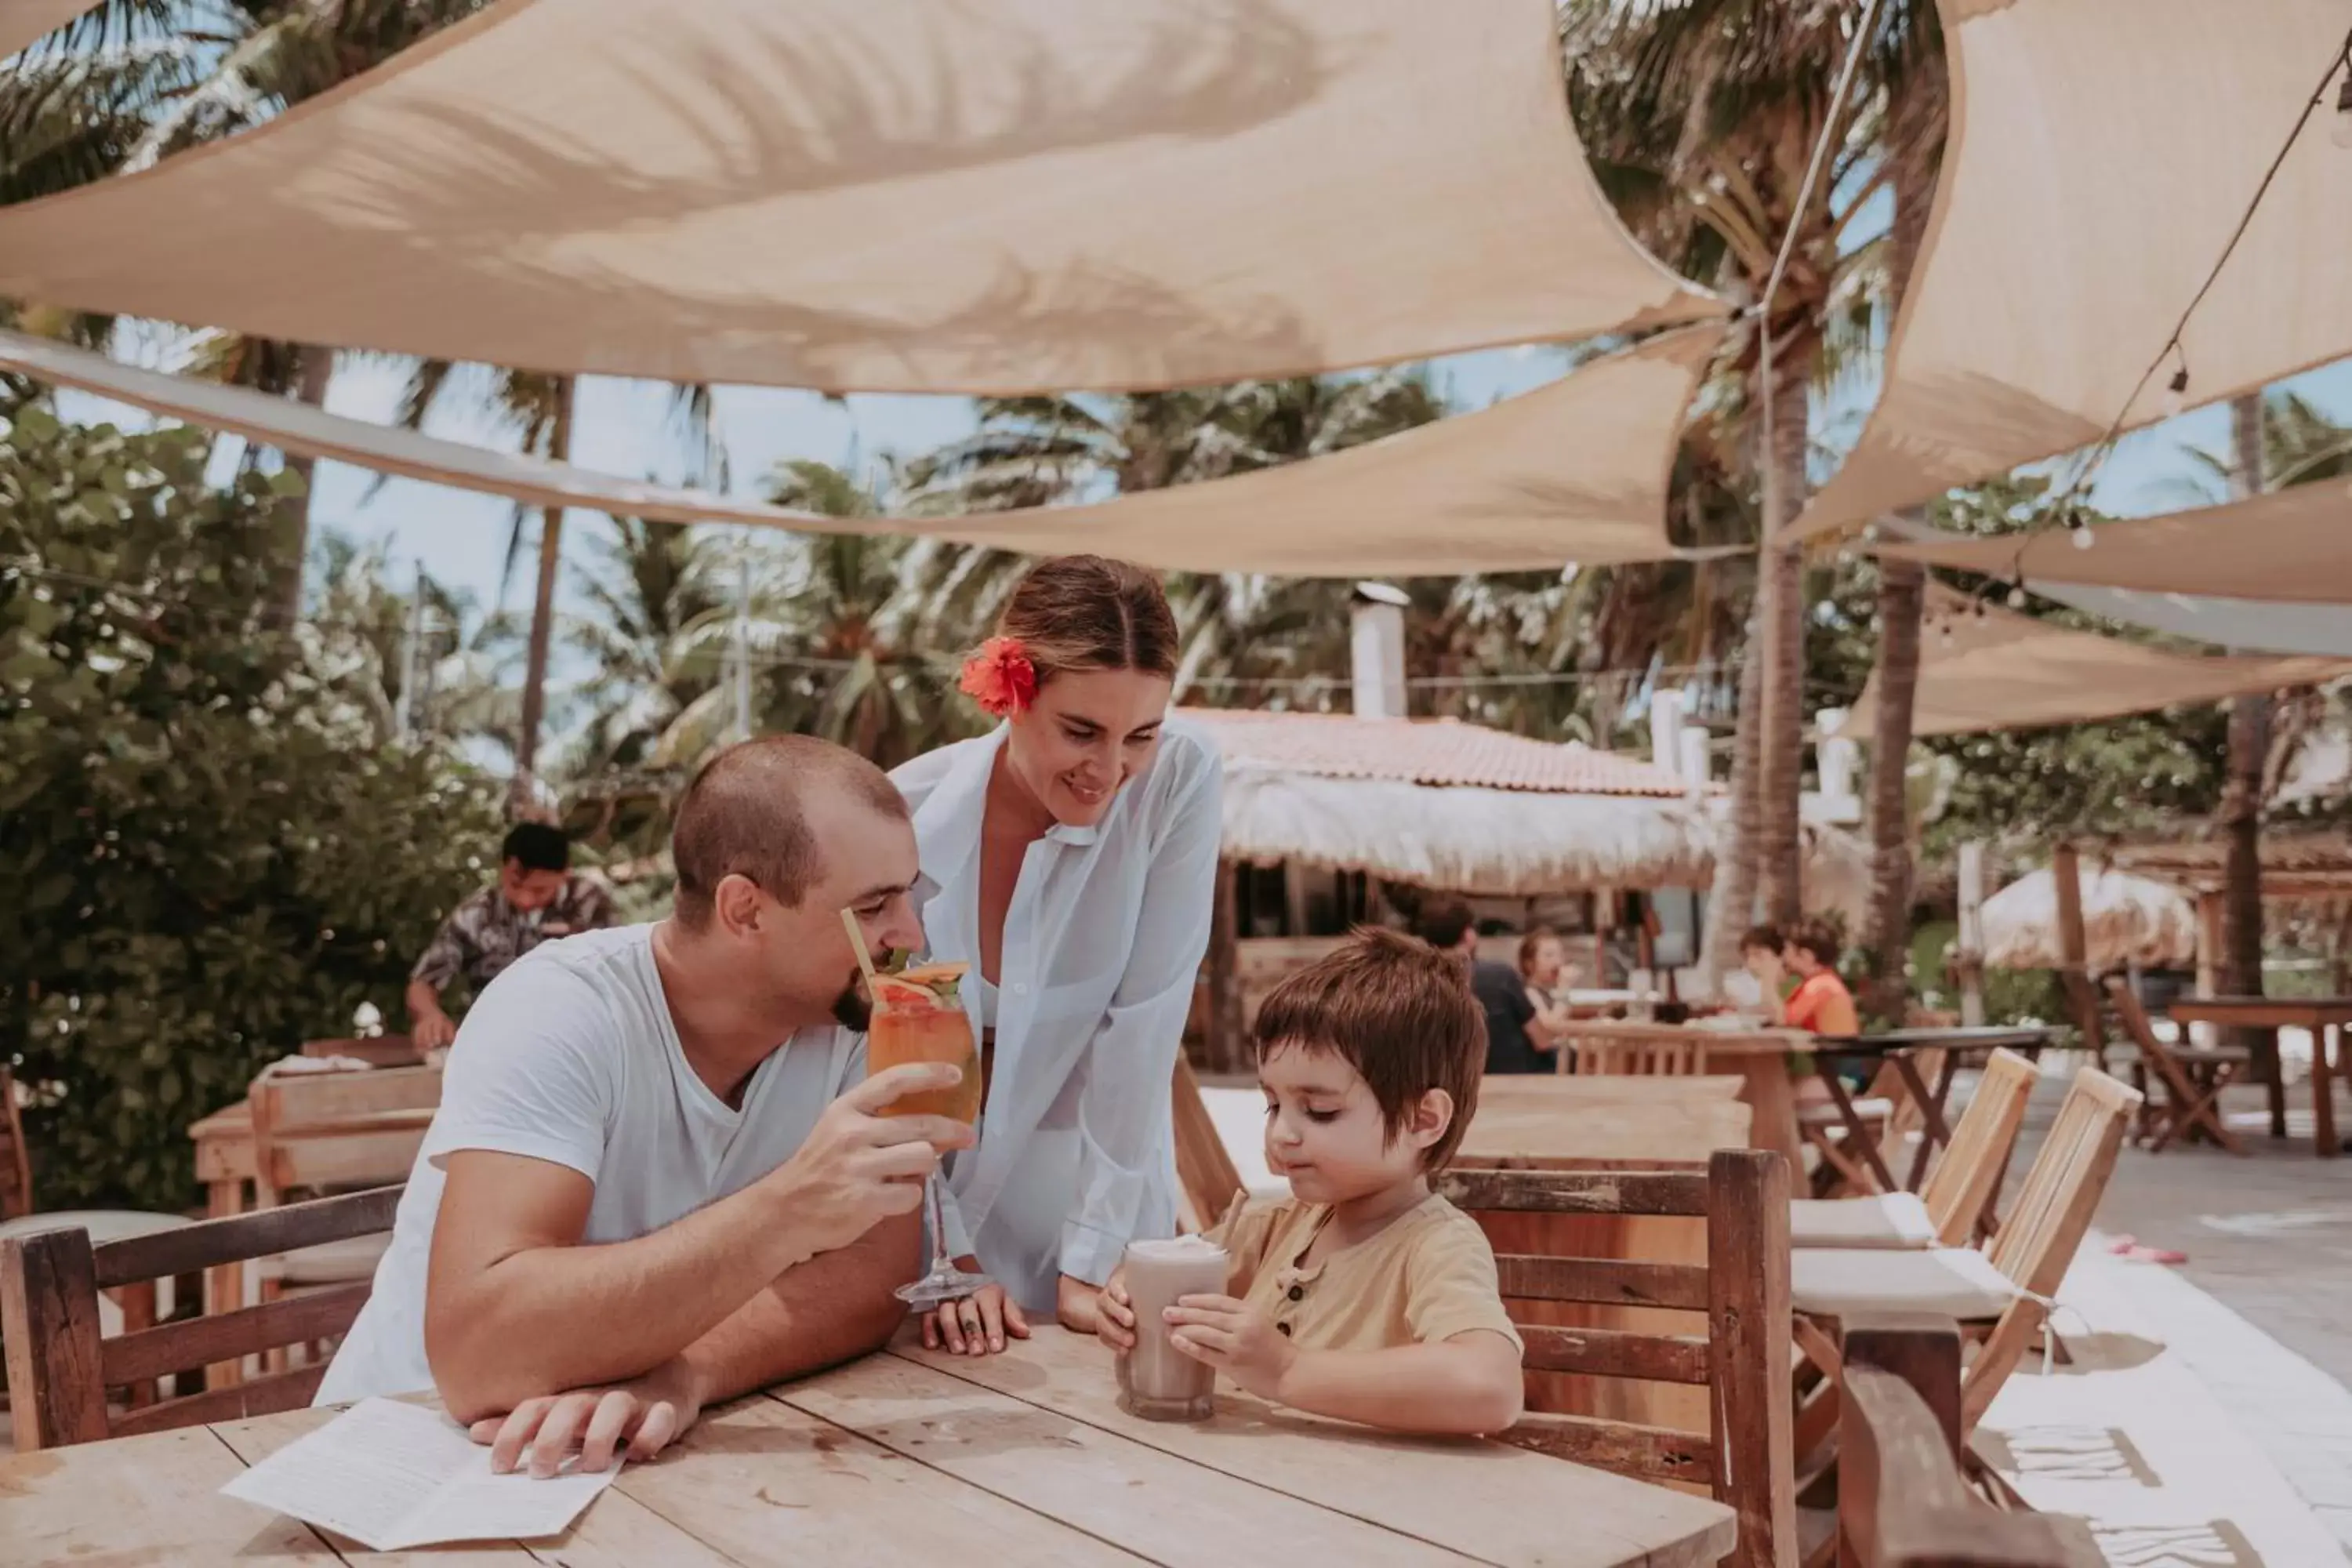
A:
1981 866 2199 971
1182 709 1864 909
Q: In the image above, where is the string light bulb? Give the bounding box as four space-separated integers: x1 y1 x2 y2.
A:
2006 586 2029 610
2333 74 2352 150
2161 365 2190 419
2070 523 2096 550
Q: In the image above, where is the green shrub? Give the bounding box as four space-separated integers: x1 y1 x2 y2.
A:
0 409 502 1209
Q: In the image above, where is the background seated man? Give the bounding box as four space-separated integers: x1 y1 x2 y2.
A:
407 822 615 1051
321 737 970 1479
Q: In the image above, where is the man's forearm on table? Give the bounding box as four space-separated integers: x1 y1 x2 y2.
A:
677 1210 923 1406
430 1179 822 1417
405 978 445 1018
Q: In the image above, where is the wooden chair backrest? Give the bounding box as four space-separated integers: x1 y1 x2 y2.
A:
1570 1030 1708 1077
1963 1067 2140 1428
0 1066 32 1221
1918 1048 2038 1246
1838 1314 2102 1567
301 1035 423 1069
1171 1055 1244 1233
249 1065 440 1205
1439 1149 1795 1568
0 1185 403 1450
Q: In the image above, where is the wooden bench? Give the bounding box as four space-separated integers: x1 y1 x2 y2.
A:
1439 1149 1795 1568
2 1185 402 1450
1838 1313 2101 1567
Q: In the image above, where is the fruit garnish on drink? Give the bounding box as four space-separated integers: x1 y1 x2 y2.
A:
870 960 967 1012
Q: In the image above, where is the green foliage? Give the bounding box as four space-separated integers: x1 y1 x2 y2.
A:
0 411 503 1209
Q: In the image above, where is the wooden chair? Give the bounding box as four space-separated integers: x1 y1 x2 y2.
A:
2103 978 2248 1155
1789 1066 2143 1451
1439 1149 1796 1568
1790 1048 2038 1251
1835 1313 2101 1568
1 1185 402 1450
1 1066 32 1224
1171 1055 1244 1234
1569 1029 1707 1076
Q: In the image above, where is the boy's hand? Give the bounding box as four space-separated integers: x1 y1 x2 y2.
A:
1164 1294 1296 1399
1096 1272 1137 1352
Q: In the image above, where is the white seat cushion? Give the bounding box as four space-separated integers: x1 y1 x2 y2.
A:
1798 1096 1895 1127
1792 1244 2021 1321
1788 1192 1938 1250
0 1210 191 1245
266 1232 391 1287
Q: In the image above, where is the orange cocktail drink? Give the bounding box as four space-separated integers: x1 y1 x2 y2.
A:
867 962 982 1124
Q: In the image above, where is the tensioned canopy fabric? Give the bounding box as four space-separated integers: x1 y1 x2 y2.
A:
1 0 93 56
2 325 1721 575
1875 483 2352 604
0 0 1722 394
1792 0 2352 538
1840 586 2352 739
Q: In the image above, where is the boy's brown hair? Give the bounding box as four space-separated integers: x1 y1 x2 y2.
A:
1252 927 1486 1171
1739 923 1784 957
1787 919 1843 966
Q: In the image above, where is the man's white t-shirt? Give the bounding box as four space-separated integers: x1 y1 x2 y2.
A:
318 924 866 1404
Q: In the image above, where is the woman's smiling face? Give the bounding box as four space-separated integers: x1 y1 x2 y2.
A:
1004 666 1172 827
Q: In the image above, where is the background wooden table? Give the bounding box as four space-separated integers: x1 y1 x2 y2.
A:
2169 996 2352 1157
0 1327 1734 1568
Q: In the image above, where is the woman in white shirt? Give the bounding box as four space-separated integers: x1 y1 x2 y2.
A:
891 555 1222 1354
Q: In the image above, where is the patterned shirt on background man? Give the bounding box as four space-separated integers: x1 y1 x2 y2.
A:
409 876 616 990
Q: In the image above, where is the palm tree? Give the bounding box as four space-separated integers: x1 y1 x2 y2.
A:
304 530 521 751
560 517 732 776
1563 0 1948 980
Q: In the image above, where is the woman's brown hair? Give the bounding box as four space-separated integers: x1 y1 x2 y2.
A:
993 554 1178 684
1516 927 1561 977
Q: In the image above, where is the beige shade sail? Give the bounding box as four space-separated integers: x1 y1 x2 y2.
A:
1794 0 2352 538
1876 483 2352 604
1840 586 2352 738
0 0 1720 394
1 0 92 55
3 325 1717 575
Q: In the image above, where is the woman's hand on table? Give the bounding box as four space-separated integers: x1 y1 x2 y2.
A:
470 1356 706 1477
1095 1273 1136 1352
920 1278 1029 1356
1055 1272 1103 1334
1164 1294 1297 1400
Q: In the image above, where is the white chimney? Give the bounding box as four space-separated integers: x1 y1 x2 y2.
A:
1349 583 1409 720
1649 689 1684 777
1678 724 1711 798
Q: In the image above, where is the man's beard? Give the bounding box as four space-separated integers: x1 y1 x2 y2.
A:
833 978 873 1032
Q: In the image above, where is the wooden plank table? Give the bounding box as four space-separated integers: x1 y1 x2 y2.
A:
1551 1021 1809 1171
0 1327 1736 1568
2169 996 2352 1158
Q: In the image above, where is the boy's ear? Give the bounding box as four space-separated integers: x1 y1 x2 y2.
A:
1408 1087 1455 1153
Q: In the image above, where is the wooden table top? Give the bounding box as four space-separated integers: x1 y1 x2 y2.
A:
0 1327 1733 1568
2170 996 2352 1028
1466 1077 1752 1167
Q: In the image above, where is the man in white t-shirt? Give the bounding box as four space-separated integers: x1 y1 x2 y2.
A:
318 735 974 1479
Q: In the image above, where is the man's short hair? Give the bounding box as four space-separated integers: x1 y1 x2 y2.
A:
1254 927 1486 1171
1410 898 1477 953
670 735 908 927
1740 924 1784 957
501 822 571 873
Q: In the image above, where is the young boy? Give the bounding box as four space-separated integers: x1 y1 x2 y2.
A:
1780 920 1860 1036
1098 928 1524 1436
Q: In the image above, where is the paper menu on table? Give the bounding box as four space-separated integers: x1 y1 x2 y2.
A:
220 1397 619 1551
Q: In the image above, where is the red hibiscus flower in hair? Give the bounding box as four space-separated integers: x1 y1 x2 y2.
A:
959 636 1037 717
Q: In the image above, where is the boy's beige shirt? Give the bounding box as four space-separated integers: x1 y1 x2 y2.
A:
1202 1190 1524 1355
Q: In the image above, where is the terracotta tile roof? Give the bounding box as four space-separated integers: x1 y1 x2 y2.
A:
1177 708 1689 797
